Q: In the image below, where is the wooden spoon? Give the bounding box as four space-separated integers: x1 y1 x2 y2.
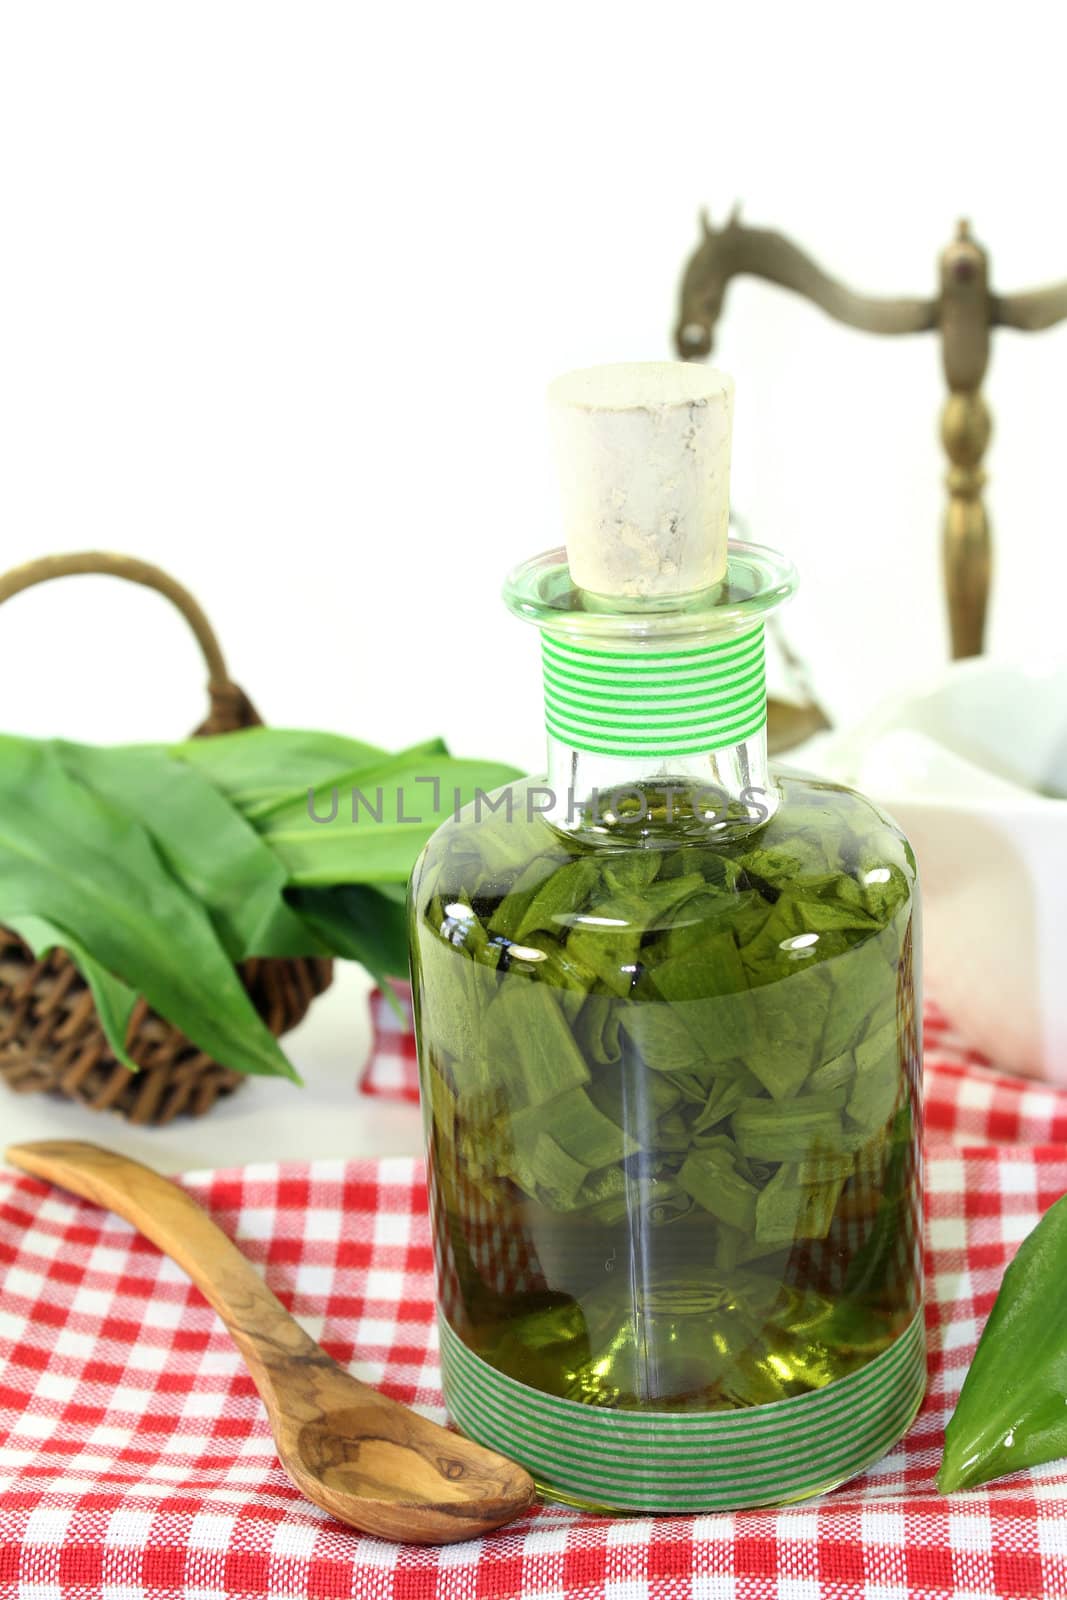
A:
5 1140 536 1544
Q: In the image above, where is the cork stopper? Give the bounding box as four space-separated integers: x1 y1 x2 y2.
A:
548 361 734 600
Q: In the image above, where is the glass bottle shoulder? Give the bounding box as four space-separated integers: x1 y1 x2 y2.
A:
409 770 917 999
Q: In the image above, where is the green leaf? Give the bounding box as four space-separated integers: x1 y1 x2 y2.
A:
656 888 742 960
485 981 590 1108
731 1094 843 1162
618 874 708 926
0 737 299 1081
820 932 898 1061
650 934 748 1004
846 1021 903 1135
692 1065 763 1133
565 919 642 997
573 992 623 1066
55 741 320 962
415 913 501 1073
618 1003 712 1075
677 1145 759 1231
842 1109 915 1301
505 931 598 993
939 1191 1067 1493
511 1084 641 1172
257 753 523 885
508 1132 590 1209
745 964 837 1100
649 938 757 1072
807 1049 855 1097
754 1164 846 1246
170 727 394 817
4 911 139 1072
564 874 708 995
513 858 600 940
289 884 409 996
487 857 559 938
251 737 455 826
591 1068 683 1127
600 851 663 895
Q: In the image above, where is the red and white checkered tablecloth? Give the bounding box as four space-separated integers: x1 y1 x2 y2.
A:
3 997 1067 1600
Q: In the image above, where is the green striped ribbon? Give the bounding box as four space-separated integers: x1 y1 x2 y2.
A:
541 624 767 760
439 1309 926 1513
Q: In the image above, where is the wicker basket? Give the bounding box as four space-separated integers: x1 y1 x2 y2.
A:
0 552 333 1125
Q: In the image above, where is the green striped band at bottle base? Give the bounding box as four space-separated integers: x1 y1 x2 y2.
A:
439 1309 926 1513
541 624 767 761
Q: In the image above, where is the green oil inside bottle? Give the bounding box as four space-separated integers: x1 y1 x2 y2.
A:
410 772 921 1422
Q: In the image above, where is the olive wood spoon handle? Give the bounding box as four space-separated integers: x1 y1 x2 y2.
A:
6 1140 535 1544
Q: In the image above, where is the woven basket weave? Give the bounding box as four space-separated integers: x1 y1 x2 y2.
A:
0 552 333 1125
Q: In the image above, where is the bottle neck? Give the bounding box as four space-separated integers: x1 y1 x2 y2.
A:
541 622 776 839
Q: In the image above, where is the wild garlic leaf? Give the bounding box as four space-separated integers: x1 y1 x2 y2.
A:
939 1191 1067 1493
655 889 739 961
508 1132 591 1209
416 917 498 1070
820 934 898 1061
565 921 642 997
846 1021 903 1134
573 993 623 1066
651 934 748 1005
807 1050 855 1097
488 857 559 937
171 727 392 817
692 1065 762 1133
646 960 760 1091
618 1003 712 1075
754 1165 846 1245
0 737 298 1081
251 738 452 825
485 981 591 1108
5 911 139 1072
741 837 831 883
506 931 597 993
511 1084 641 1170
842 1110 914 1299
592 1068 685 1130
259 751 522 885
741 971 837 1101
290 884 410 999
514 857 600 940
600 851 662 895
56 741 320 962
677 1146 758 1232
732 1094 843 1162
565 878 709 984
619 873 708 925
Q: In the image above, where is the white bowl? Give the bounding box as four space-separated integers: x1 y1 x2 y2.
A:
793 658 1067 1082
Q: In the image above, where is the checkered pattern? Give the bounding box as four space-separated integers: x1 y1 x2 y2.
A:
2 1001 1067 1600
924 1000 1067 1144
3 1146 1067 1600
360 982 420 1102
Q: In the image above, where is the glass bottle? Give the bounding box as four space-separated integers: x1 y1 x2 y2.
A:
408 365 924 1513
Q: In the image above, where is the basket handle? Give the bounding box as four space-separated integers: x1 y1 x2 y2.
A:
0 551 261 736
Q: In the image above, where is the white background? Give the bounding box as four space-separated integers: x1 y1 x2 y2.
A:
1 2 1065 1163
2 2 1066 774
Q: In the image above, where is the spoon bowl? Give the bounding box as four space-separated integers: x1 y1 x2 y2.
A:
5 1140 536 1544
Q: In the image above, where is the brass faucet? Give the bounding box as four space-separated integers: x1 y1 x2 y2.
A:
676 210 1067 658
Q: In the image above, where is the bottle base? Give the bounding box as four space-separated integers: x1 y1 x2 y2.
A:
440 1308 927 1515
526 1382 927 1515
